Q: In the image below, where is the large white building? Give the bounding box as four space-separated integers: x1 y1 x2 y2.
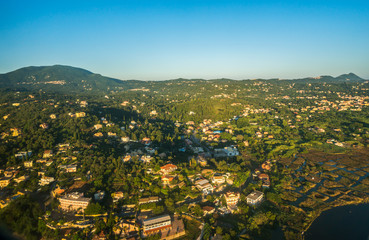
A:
59 192 91 212
39 176 55 186
224 192 240 206
212 175 225 185
195 179 213 195
142 214 172 236
246 190 264 206
223 146 240 156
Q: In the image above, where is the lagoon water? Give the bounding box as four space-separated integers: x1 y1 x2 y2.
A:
305 204 369 240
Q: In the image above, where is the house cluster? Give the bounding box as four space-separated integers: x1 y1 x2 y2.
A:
255 130 274 139
39 123 49 129
214 146 240 157
93 119 119 138
114 219 139 239
14 150 32 159
59 164 77 173
43 150 53 158
69 112 86 118
326 139 345 147
57 143 71 152
39 176 55 186
242 106 271 116
198 120 231 142
253 160 272 188
308 126 326 133
288 94 369 114
159 164 179 187
200 190 242 216
190 155 207 167
0 177 12 189
111 191 124 203
0 191 25 208
0 167 26 189
79 100 88 108
122 152 154 164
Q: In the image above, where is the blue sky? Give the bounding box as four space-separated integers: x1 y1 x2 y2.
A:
1 0 369 80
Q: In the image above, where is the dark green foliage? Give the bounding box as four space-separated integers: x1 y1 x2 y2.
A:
0 65 145 93
84 202 104 215
0 196 42 240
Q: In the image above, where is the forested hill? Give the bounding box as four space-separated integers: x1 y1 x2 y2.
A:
0 65 145 93
0 65 366 93
287 73 365 83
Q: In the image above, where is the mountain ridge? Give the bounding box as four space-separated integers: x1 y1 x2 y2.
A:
0 65 366 93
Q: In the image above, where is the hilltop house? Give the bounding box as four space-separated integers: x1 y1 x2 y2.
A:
39 123 49 129
162 175 175 185
94 190 105 201
246 191 264 206
139 196 161 205
195 179 213 195
94 132 104 138
24 160 33 168
224 192 240 207
75 112 86 118
112 192 124 203
0 177 11 188
39 176 55 186
212 175 225 185
43 150 53 158
15 151 32 159
160 164 177 175
223 146 240 156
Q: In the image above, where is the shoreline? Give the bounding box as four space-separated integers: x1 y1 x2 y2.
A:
301 197 369 239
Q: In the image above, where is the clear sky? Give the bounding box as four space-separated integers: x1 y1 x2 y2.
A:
1 0 369 80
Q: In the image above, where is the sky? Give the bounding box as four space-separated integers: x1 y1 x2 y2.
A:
1 0 369 80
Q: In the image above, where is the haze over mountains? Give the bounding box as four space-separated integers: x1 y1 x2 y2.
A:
0 65 365 93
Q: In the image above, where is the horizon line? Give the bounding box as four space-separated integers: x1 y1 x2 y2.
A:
1 64 367 82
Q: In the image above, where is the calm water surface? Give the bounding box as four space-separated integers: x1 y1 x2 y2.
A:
305 204 369 240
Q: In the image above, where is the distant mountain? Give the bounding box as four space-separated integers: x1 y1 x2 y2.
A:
0 65 144 93
0 65 366 93
335 73 364 82
290 73 365 83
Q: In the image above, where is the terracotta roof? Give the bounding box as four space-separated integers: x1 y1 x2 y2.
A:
160 164 177 170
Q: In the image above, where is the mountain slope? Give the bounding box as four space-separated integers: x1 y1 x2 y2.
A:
335 73 364 82
0 65 144 93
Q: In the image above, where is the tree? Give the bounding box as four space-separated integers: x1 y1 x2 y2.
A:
0 196 42 240
216 226 223 235
202 223 211 240
84 202 104 215
164 198 175 212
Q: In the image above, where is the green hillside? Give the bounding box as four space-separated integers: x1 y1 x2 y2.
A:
0 65 144 93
